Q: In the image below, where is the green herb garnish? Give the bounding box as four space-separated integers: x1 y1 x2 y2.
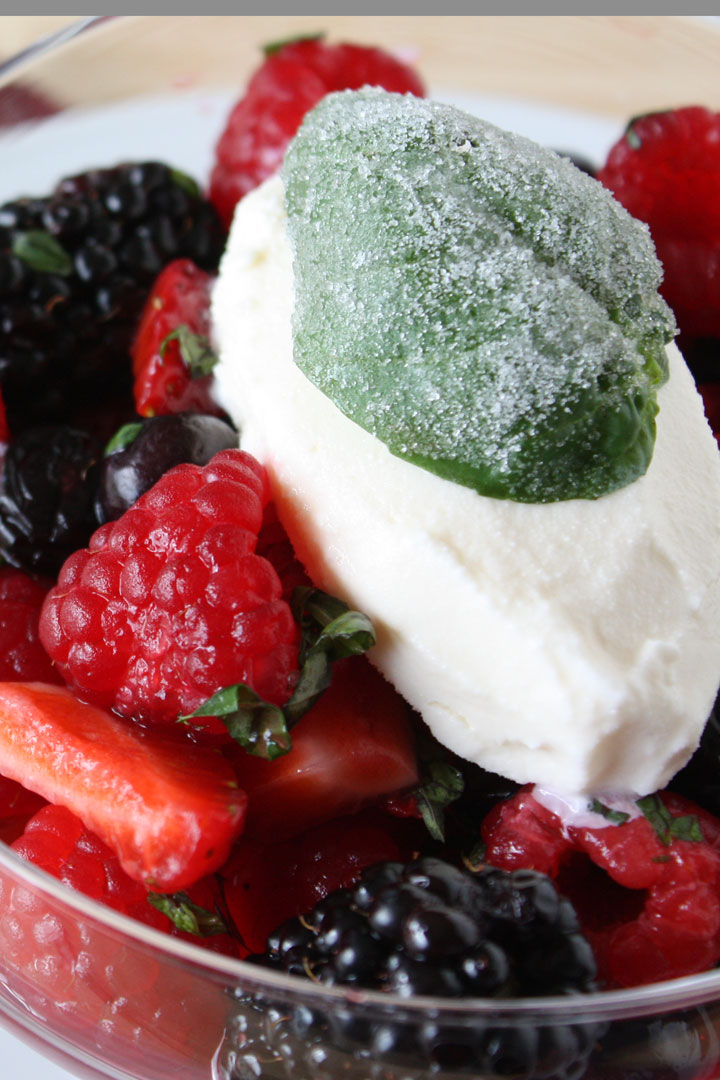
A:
148 891 229 936
283 90 674 503
637 793 703 846
181 587 376 759
160 324 218 378
588 798 631 826
13 230 72 275
104 421 143 456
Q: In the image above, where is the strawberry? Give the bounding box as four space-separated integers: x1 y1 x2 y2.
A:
483 787 720 988
131 258 225 419
227 656 418 841
0 681 246 891
597 106 720 339
209 36 425 227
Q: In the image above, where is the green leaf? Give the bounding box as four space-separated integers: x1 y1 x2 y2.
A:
283 91 675 504
181 684 292 760
263 31 324 57
588 798 631 826
463 839 487 873
414 760 464 842
637 794 704 846
161 325 218 378
13 230 72 275
104 421 143 456
170 167 201 198
292 586 376 665
148 891 229 936
183 588 376 760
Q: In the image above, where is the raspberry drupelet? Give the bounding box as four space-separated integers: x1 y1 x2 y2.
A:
39 448 299 733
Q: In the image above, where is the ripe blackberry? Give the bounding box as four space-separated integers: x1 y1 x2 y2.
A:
219 857 601 1080
0 425 102 576
0 162 225 431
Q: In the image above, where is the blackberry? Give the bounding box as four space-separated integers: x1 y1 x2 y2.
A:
218 857 602 1080
0 162 225 431
96 412 238 522
0 425 101 576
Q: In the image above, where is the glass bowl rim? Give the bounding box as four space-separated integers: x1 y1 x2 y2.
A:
1 9 720 1027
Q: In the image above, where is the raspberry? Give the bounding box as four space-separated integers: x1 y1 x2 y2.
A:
483 787 720 988
13 803 169 924
597 107 720 339
1 802 231 1063
209 36 425 226
0 774 46 843
132 258 226 419
221 810 417 955
39 448 298 730
0 567 62 683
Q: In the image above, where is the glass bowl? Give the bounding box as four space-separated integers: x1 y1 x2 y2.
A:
1 14 720 1080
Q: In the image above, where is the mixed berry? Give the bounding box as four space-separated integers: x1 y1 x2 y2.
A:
0 31 719 1080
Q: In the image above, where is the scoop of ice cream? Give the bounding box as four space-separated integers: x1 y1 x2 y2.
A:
211 98 720 799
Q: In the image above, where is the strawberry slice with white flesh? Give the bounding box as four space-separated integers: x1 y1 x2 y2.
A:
0 681 246 891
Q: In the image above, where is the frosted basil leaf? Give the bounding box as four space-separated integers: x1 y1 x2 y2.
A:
282 89 675 503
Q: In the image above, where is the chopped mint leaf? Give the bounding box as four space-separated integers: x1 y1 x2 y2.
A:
263 31 324 57
284 90 674 504
181 588 376 759
463 839 487 874
148 891 228 936
104 421 143 456
292 586 375 665
588 798 631 826
13 230 72 275
415 759 464 842
637 794 704 846
169 167 201 198
181 684 291 760
160 325 218 378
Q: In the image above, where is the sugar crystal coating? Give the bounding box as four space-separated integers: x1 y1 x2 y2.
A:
282 89 675 502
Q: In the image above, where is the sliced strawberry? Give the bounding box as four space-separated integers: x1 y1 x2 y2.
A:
131 258 224 419
221 809 416 954
226 657 418 841
0 682 246 891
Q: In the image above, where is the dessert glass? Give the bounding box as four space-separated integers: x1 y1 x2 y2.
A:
0 15 719 1080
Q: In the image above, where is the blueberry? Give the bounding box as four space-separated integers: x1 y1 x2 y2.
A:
96 412 238 522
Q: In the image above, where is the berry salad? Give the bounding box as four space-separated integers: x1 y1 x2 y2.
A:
1 29 720 1080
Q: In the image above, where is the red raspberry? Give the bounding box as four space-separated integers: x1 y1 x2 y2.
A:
483 787 720 988
39 449 298 732
1 803 232 1059
209 36 425 226
597 107 720 339
131 258 224 419
222 809 419 954
0 567 63 684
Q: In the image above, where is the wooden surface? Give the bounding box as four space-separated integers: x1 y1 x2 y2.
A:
0 16 719 119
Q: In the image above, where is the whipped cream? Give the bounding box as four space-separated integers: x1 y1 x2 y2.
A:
211 173 720 798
